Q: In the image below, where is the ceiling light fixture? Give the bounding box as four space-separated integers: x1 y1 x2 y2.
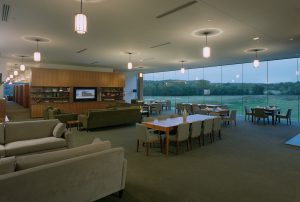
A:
203 32 211 58
20 56 26 71
253 50 260 68
9 81 12 85
139 72 143 78
10 74 13 79
14 70 18 76
127 52 133 70
75 0 87 34
180 60 185 74
33 39 41 62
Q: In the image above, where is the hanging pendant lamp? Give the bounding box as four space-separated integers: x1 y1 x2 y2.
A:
203 33 211 58
75 0 87 34
127 53 133 70
180 61 185 74
139 72 143 78
253 50 260 68
20 56 25 71
14 70 18 76
34 39 41 62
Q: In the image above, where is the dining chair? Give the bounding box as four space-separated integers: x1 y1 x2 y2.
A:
176 103 184 115
276 109 292 125
212 117 222 140
254 108 269 124
157 115 170 120
164 100 171 110
143 117 155 122
201 119 213 145
169 123 190 154
244 106 253 121
150 103 162 115
136 123 163 156
222 110 237 126
189 121 202 150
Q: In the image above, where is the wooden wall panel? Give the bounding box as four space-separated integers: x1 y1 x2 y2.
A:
0 99 6 122
31 68 124 87
31 102 111 118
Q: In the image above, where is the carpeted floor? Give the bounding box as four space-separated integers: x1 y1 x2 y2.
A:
6 102 300 202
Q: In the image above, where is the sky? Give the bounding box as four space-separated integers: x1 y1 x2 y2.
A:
144 58 299 84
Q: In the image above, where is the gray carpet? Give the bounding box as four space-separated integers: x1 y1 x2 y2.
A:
7 102 300 202
69 120 300 202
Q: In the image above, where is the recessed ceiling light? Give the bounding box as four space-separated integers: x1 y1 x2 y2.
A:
290 38 294 41
253 37 260 41
207 19 213 22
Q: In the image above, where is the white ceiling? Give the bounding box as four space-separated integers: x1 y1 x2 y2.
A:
1 0 300 73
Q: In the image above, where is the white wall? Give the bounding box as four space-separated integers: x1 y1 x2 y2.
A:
124 72 137 103
35 63 114 72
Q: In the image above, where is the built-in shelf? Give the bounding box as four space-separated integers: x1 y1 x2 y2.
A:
30 87 70 104
100 87 124 101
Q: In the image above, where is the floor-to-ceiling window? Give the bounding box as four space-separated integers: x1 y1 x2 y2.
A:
143 57 300 122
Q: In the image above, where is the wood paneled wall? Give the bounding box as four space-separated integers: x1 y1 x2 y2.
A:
0 99 6 122
14 84 30 108
31 68 125 87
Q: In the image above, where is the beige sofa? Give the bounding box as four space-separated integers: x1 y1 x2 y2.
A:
0 119 71 157
0 140 127 202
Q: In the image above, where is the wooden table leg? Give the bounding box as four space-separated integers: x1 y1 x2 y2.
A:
165 129 170 156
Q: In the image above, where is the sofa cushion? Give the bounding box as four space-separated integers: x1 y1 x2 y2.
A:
53 123 66 138
16 140 111 170
5 119 60 144
0 123 4 145
0 145 5 157
5 137 66 157
0 156 16 175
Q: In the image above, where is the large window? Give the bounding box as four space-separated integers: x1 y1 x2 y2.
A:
143 58 300 122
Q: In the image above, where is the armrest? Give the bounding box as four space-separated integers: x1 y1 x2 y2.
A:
78 114 88 129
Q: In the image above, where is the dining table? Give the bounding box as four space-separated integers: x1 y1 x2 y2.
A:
251 107 281 125
143 114 216 155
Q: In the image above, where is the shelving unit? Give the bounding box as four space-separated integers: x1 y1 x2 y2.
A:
100 87 124 101
30 87 70 104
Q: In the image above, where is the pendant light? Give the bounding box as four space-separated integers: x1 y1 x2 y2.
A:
180 61 185 74
10 74 13 79
34 39 41 62
14 70 18 76
127 53 133 70
253 50 260 68
20 56 25 71
203 33 211 58
75 0 87 34
139 72 143 78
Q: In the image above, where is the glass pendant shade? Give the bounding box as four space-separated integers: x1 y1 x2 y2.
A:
9 74 13 79
203 46 211 58
139 72 143 78
253 59 260 68
127 62 133 70
34 51 41 62
20 64 26 71
75 13 87 34
180 67 185 74
14 70 18 76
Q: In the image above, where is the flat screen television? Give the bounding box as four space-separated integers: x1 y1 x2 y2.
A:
73 87 97 102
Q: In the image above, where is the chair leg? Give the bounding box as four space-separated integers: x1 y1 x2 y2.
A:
160 137 163 153
189 138 193 150
186 140 189 151
136 140 139 152
198 136 201 147
176 142 179 155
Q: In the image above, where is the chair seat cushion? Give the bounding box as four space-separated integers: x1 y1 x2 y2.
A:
147 133 160 142
0 145 5 157
5 137 66 157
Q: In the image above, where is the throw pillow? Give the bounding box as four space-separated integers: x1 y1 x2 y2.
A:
92 137 102 144
0 156 16 175
53 123 66 138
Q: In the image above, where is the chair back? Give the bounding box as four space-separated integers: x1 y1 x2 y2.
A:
286 109 292 118
192 105 201 114
176 103 184 114
254 108 265 118
199 110 209 115
136 123 148 141
230 110 237 120
244 106 250 113
166 100 171 108
183 104 192 114
177 123 190 141
190 121 202 138
151 103 161 114
213 117 222 132
202 119 213 135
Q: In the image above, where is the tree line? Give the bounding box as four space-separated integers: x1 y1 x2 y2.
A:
143 80 300 96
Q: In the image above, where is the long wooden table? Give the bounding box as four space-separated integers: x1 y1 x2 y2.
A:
143 114 216 155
